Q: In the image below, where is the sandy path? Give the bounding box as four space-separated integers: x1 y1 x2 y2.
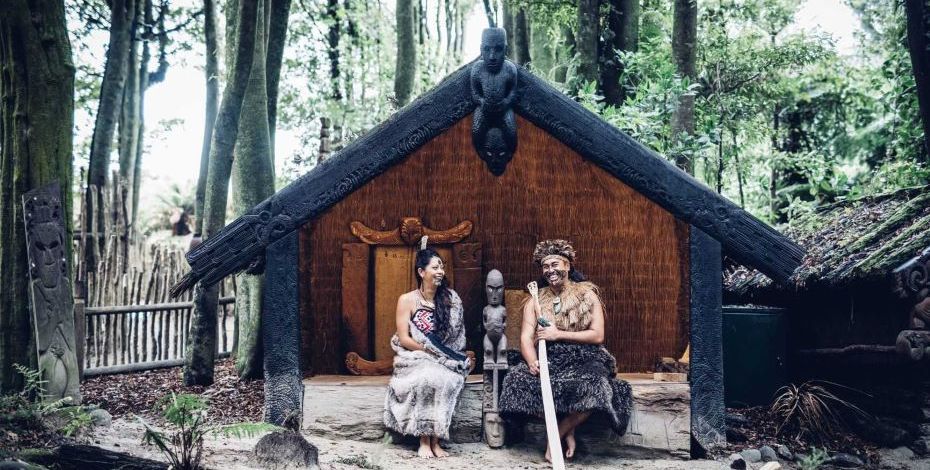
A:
91 418 730 469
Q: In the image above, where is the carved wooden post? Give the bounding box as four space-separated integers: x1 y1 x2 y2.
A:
481 269 507 448
22 182 81 403
342 243 371 359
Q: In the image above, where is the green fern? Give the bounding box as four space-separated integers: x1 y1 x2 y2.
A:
798 447 830 470
140 393 281 470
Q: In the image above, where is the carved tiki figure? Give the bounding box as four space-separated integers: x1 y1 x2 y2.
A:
483 269 507 365
471 27 518 176
24 184 81 403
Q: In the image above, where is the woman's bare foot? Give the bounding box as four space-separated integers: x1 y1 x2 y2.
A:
418 436 435 458
565 431 577 459
431 437 449 458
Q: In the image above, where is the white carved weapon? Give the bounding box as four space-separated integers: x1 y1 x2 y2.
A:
528 282 565 470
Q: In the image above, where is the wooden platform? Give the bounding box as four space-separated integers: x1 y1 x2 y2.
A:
302 374 689 458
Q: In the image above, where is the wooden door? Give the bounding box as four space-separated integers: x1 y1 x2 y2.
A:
372 246 454 360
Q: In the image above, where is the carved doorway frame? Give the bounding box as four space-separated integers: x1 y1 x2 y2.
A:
342 217 477 375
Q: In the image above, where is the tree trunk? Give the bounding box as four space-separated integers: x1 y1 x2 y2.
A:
0 0 74 393
195 0 220 235
265 0 292 158
118 3 142 228
85 0 136 269
904 0 930 162
184 0 259 387
394 0 416 106
601 0 639 106
529 12 554 77
670 0 697 173
513 7 531 66
554 25 575 83
502 1 514 53
482 0 496 27
132 0 154 232
575 0 600 90
326 0 341 100
232 0 275 380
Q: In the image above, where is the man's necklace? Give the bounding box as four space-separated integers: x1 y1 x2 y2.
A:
553 297 562 315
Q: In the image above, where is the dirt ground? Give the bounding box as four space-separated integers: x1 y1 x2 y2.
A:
90 418 730 470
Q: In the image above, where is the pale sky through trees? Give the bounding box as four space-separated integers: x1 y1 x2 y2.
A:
69 0 857 229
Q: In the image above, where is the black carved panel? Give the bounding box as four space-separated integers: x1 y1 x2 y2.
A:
172 65 478 295
172 64 804 296
893 246 930 302
262 231 302 425
514 70 804 285
690 227 725 455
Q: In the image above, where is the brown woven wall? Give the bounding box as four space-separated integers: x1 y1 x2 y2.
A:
300 116 690 374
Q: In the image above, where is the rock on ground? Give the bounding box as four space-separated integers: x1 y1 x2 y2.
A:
254 430 320 469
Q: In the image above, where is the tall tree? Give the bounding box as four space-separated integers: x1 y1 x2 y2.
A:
118 1 142 231
265 0 292 157
395 0 416 105
575 0 600 89
195 0 220 235
513 7 531 66
904 0 930 162
670 0 697 173
326 0 341 100
600 0 640 106
232 0 277 380
85 0 136 269
185 0 259 386
0 0 74 393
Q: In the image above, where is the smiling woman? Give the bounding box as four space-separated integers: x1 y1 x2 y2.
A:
383 239 471 459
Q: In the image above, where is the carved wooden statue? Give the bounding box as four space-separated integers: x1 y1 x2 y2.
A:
483 269 507 365
482 269 508 447
23 183 81 403
893 247 930 361
471 27 518 176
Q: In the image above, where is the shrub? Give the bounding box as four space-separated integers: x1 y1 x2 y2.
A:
770 380 869 441
140 392 278 470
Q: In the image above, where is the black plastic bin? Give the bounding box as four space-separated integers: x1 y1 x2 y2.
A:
722 306 787 408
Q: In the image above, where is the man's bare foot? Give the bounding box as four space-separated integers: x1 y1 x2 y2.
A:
565 431 577 459
418 436 435 458
544 444 551 463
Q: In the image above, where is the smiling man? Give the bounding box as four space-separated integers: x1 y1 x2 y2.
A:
498 239 633 462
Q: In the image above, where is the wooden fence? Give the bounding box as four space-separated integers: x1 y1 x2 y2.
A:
73 172 239 376
77 290 237 377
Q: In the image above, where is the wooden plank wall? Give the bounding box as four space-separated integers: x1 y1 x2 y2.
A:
300 116 690 374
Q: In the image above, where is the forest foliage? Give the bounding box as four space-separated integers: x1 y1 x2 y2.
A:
65 0 930 229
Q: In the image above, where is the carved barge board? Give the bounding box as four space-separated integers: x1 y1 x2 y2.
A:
514 70 804 284
173 62 803 297
172 65 477 295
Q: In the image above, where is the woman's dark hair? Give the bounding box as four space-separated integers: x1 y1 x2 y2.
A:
415 248 453 341
536 266 587 288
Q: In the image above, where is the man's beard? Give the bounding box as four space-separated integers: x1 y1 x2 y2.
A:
547 269 567 284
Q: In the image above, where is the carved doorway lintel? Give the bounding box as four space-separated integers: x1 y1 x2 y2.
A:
344 218 475 375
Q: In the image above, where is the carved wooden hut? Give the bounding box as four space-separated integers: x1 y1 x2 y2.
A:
725 187 930 450
175 57 804 449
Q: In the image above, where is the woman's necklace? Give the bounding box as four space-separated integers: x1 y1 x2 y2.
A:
419 287 435 308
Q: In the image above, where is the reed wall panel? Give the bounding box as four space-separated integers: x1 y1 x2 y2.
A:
300 116 689 374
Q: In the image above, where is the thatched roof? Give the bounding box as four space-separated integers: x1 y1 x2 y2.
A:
725 186 930 298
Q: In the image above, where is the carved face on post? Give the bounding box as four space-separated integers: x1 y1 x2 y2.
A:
486 269 504 306
484 411 505 447
26 197 66 289
482 127 512 176
480 28 507 73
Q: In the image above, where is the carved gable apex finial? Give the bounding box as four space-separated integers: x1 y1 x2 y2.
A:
471 27 518 176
